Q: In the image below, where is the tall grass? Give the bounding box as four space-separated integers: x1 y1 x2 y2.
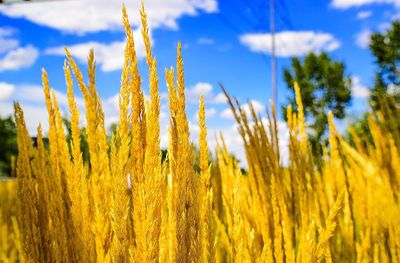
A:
1 5 399 262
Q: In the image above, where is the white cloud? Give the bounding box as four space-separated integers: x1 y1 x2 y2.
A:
332 0 400 9
0 84 125 135
0 0 218 35
0 82 16 101
214 92 227 103
0 27 14 37
0 45 38 72
0 83 87 134
1 82 290 167
0 102 13 117
388 84 400 95
206 108 217 117
352 76 370 98
0 102 47 135
0 38 19 54
0 102 50 135
0 27 19 54
193 107 216 120
0 86 162 140
0 28 38 72
186 82 226 104
240 31 341 57
46 29 147 72
190 0 217 12
14 85 85 109
198 37 214 45
220 108 234 119
210 124 246 164
0 83 149 135
204 118 290 167
187 82 212 99
220 99 265 120
356 29 371 48
159 104 248 165
379 22 392 32
357 10 372 19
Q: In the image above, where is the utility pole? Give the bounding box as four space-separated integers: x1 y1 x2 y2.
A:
270 0 277 105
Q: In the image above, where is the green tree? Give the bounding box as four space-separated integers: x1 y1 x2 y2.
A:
282 52 352 151
369 21 400 109
344 112 373 148
63 118 90 163
343 21 400 150
0 116 17 176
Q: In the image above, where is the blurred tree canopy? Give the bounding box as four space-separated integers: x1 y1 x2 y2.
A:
63 118 90 164
346 21 400 146
0 116 17 176
282 52 352 152
369 21 400 109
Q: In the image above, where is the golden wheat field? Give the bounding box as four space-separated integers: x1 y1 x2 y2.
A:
0 4 400 263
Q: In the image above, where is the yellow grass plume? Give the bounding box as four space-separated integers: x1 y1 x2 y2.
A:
0 4 399 263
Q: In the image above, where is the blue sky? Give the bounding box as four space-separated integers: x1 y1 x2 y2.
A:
0 0 399 163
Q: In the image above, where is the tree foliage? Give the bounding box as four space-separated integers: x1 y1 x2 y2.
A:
0 116 17 176
282 52 352 148
369 21 400 109
63 117 90 163
348 20 400 146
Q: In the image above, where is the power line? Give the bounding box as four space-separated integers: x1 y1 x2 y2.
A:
276 0 294 30
215 0 294 103
228 0 259 30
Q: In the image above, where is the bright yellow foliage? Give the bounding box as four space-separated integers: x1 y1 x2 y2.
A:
1 5 399 263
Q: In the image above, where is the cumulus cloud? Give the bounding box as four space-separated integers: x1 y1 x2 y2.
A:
193 107 217 121
220 99 265 120
162 118 248 166
208 124 246 164
0 83 86 134
388 84 400 95
198 37 214 45
186 82 226 104
331 0 400 9
356 29 371 48
47 42 124 72
46 29 147 72
0 38 19 54
0 82 16 101
1 82 290 167
220 109 233 120
14 85 85 108
240 31 340 57
0 84 130 135
0 27 19 54
0 0 218 35
187 82 212 98
205 108 217 117
357 10 372 19
0 28 38 72
352 76 370 98
0 45 39 72
214 93 227 103
0 102 50 134
0 81 166 136
203 118 290 167
0 86 51 134
0 28 14 36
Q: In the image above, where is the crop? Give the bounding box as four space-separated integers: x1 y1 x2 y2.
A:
1 5 399 262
